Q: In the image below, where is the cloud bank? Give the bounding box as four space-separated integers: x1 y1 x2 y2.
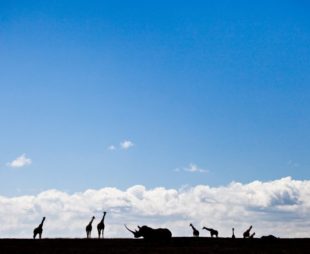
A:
0 177 310 238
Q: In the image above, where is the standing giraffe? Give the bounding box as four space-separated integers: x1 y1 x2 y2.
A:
86 216 95 238
33 217 46 239
202 227 219 237
97 211 107 238
189 223 199 237
243 225 252 238
232 228 236 239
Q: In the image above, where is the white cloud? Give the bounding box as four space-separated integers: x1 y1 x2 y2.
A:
184 163 208 173
1 177 310 238
7 154 32 168
175 163 208 173
120 140 134 150
107 145 116 151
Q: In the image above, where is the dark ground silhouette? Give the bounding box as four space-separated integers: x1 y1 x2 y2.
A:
1 237 310 254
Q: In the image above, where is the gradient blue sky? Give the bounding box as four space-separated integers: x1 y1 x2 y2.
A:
1 0 309 196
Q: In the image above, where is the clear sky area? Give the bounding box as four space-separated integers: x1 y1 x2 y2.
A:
0 1 309 238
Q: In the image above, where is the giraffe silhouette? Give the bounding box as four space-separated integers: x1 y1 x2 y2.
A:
189 223 199 237
249 232 255 238
86 216 95 238
243 225 252 238
33 217 46 239
232 228 235 239
97 211 107 238
202 227 218 238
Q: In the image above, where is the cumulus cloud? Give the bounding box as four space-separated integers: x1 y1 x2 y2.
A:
0 177 310 238
6 154 32 168
175 163 208 173
120 140 134 150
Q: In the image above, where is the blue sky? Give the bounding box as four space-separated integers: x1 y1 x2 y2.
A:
1 0 310 197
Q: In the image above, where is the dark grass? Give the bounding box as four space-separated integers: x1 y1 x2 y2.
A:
1 237 310 254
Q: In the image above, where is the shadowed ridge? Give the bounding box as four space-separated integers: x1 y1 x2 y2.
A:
261 235 279 240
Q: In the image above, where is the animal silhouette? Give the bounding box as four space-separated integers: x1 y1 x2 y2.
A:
202 227 218 238
33 217 46 239
249 232 255 238
125 225 172 241
86 216 95 238
189 223 199 237
232 228 235 239
243 225 252 238
97 211 107 238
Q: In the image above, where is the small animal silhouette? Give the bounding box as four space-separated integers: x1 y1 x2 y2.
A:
86 216 95 238
97 211 107 238
243 225 252 238
33 217 46 239
249 232 255 238
202 227 218 237
189 223 199 237
232 228 235 239
261 235 278 240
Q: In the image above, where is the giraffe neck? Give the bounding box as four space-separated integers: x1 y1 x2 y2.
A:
89 218 94 225
101 214 106 223
40 218 45 227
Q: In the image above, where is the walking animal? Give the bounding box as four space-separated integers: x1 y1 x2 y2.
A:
125 225 172 241
33 217 46 239
202 227 218 238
